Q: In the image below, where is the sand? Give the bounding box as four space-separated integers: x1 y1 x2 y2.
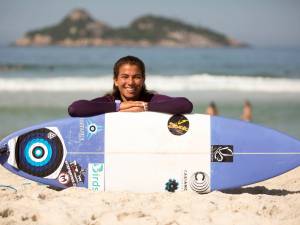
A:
0 166 300 225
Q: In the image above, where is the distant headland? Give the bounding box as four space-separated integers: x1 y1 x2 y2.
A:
15 9 247 48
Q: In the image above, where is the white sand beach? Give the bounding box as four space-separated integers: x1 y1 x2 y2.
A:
0 165 299 225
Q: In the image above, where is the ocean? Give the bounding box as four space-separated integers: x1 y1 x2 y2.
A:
0 46 300 139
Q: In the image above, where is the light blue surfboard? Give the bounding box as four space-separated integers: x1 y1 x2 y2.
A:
0 112 299 193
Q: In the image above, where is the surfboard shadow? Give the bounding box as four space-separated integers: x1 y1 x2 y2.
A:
221 186 300 196
47 186 64 191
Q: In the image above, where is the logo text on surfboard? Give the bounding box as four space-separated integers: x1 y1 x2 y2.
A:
88 163 104 191
167 115 189 135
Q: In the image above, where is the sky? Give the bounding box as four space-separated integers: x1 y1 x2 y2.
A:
0 0 300 47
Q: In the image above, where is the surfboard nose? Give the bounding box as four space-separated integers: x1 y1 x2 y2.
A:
211 116 300 191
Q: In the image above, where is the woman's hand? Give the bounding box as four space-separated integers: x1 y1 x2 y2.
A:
119 101 148 112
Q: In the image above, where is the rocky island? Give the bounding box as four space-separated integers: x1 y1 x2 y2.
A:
15 9 246 48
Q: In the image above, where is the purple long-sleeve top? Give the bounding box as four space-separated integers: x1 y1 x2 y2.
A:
68 94 193 117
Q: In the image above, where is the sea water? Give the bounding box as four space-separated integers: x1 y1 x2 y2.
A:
0 46 300 139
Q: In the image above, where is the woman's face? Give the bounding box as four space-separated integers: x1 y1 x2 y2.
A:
114 63 145 101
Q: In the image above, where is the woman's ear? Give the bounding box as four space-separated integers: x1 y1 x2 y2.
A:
114 78 118 87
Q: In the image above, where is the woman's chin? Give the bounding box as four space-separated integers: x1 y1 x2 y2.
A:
124 93 138 100
123 95 138 101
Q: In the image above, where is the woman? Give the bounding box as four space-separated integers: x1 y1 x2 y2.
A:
68 55 193 116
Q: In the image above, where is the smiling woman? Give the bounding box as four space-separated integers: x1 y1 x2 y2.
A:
68 55 193 116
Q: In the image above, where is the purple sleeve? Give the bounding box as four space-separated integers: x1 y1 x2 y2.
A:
68 96 116 117
148 94 193 114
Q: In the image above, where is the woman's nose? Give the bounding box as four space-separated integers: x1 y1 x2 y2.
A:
127 77 134 85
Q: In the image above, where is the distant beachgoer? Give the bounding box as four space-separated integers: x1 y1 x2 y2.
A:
68 55 193 116
241 100 252 122
206 101 219 116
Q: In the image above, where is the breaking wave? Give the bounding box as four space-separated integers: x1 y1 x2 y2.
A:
1 74 300 93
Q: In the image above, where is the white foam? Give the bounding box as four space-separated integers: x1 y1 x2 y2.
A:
1 74 300 93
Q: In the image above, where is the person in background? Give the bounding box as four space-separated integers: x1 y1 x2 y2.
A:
68 55 193 116
206 101 219 116
241 100 252 122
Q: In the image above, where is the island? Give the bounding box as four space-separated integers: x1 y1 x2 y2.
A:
15 9 247 48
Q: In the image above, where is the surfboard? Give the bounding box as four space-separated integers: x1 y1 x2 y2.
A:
0 112 300 193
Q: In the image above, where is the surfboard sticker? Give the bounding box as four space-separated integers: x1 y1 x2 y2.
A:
15 128 64 177
182 170 211 193
167 114 189 136
57 160 85 187
165 179 179 192
211 145 234 162
85 119 103 140
88 163 104 191
189 171 210 193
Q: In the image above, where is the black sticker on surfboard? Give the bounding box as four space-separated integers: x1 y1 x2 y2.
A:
211 145 233 162
165 179 179 192
190 172 210 194
15 128 64 177
168 114 189 136
57 160 85 187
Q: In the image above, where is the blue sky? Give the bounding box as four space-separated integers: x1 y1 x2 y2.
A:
0 0 299 47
